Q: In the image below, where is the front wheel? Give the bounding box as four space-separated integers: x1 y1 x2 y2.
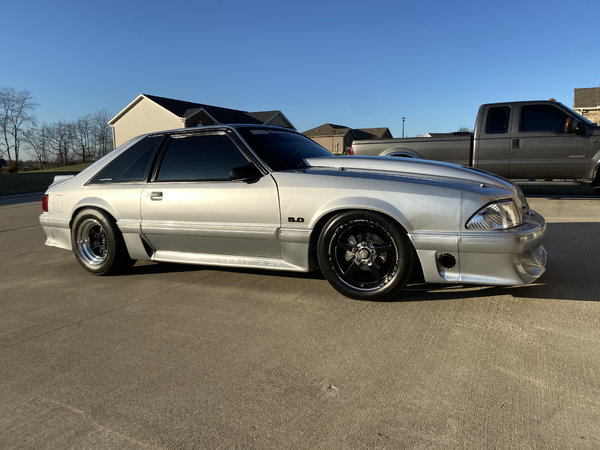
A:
71 208 133 275
593 176 600 195
317 211 413 301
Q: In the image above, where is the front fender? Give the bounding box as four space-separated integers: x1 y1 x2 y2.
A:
586 148 600 183
309 196 414 233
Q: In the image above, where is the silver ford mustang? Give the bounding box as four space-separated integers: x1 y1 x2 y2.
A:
40 125 547 301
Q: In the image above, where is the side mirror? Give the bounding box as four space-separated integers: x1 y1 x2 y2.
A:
229 163 262 182
565 117 583 135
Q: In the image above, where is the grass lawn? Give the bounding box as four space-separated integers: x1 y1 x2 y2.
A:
0 164 91 196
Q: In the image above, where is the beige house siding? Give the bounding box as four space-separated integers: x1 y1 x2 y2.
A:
110 96 183 147
577 110 600 125
309 136 350 154
304 123 392 155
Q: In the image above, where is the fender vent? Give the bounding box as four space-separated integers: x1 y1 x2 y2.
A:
438 253 457 269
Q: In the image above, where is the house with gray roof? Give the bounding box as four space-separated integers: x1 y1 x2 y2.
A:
303 123 392 154
574 87 600 125
108 94 295 147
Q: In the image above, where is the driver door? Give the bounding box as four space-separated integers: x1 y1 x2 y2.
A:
140 131 281 258
510 103 589 179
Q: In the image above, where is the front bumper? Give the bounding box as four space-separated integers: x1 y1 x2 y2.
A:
411 210 547 286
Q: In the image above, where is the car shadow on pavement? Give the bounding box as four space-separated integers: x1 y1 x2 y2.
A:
124 222 598 303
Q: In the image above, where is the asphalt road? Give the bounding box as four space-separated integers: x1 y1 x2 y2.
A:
1 197 599 448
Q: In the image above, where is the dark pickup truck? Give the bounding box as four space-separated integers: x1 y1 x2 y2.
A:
350 100 600 191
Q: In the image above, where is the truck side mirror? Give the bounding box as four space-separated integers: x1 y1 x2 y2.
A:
565 117 583 134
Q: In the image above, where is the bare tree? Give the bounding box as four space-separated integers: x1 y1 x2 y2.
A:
23 125 51 169
47 121 75 166
92 109 113 157
0 87 37 171
72 114 95 163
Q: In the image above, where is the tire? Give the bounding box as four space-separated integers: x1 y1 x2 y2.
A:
71 208 133 275
317 211 413 301
593 175 600 196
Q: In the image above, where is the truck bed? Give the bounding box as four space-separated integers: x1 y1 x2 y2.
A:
352 134 472 166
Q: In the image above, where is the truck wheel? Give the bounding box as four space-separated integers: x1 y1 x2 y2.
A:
71 208 134 275
317 211 413 301
593 174 600 195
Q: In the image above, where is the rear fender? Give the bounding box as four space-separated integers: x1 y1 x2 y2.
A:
70 197 120 228
380 147 422 159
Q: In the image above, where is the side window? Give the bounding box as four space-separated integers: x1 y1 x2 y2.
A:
519 105 569 134
155 133 250 182
485 106 510 134
89 135 163 184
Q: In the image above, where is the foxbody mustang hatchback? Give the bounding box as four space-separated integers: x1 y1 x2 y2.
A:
40 125 547 301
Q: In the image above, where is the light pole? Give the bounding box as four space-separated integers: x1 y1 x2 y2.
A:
402 117 406 138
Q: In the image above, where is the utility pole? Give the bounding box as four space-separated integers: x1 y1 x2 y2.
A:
402 117 406 138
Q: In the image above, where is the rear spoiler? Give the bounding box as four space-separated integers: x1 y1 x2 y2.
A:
50 174 75 187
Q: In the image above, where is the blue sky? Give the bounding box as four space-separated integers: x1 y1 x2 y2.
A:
2 0 599 142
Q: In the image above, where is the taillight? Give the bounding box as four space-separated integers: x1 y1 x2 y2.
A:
42 194 49 212
349 146 355 155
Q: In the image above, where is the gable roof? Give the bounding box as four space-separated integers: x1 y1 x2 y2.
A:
145 94 263 125
303 123 353 136
143 94 206 117
247 111 280 122
303 124 392 139
574 87 600 108
109 94 294 128
354 128 393 139
183 106 263 125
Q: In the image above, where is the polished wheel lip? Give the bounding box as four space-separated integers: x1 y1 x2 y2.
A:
330 220 399 292
76 218 108 266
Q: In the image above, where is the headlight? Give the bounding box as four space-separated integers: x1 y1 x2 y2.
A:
466 199 523 230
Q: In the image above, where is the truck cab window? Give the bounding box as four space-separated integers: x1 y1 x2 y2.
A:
519 105 569 134
485 106 510 134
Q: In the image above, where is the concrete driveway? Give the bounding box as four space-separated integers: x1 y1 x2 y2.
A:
1 196 599 448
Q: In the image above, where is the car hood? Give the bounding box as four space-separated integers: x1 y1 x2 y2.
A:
303 156 515 190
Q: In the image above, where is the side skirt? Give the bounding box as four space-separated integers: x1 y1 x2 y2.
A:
152 250 308 272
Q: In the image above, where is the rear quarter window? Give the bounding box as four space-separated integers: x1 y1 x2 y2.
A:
89 135 163 184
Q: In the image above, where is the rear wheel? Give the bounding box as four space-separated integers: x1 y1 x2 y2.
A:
317 211 413 301
71 208 133 275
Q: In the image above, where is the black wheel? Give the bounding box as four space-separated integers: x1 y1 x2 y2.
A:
71 208 133 275
317 211 413 301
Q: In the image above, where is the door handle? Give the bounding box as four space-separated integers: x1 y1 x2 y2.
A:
149 191 163 201
512 138 521 149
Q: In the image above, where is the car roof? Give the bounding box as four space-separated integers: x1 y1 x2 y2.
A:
143 124 300 140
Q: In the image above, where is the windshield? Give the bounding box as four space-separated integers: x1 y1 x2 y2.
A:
237 128 332 171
